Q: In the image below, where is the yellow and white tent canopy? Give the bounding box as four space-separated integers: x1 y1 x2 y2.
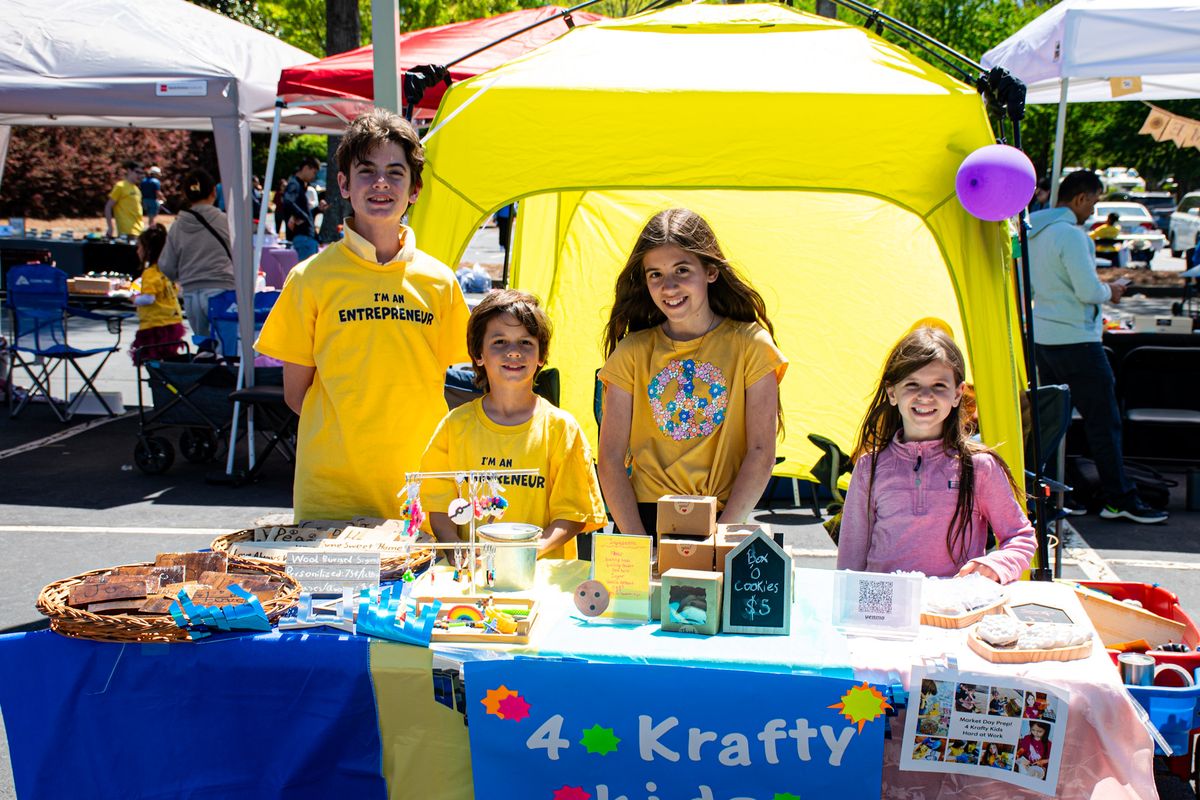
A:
413 2 1025 478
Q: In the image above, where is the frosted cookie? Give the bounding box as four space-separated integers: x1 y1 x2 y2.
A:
976 615 1021 647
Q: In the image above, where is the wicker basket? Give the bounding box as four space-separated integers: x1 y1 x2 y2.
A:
36 558 301 643
210 528 434 580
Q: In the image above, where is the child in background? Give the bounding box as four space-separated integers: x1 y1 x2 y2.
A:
256 109 470 522
421 290 606 559
130 224 185 365
836 326 1034 583
597 209 787 535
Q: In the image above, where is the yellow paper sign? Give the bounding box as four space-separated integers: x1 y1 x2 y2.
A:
1109 76 1142 98
591 533 652 622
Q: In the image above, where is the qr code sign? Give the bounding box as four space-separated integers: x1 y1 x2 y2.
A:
857 579 894 617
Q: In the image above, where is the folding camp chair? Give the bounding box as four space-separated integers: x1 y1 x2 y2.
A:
5 264 132 421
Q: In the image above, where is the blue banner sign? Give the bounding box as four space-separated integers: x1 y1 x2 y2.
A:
465 660 887 800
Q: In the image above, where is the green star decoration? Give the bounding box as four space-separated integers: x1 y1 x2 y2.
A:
774 793 802 800
579 724 621 755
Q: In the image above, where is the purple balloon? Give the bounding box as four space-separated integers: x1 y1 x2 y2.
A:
955 144 1037 221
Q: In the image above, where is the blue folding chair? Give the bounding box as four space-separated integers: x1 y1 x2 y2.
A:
5 264 132 421
206 289 280 360
200 289 295 484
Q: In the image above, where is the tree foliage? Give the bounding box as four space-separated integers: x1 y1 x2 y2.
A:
0 129 218 220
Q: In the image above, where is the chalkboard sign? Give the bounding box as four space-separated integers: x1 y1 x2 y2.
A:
721 528 792 635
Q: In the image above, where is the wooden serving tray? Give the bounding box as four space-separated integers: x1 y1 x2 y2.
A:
921 598 1007 629
966 628 1093 663
417 596 538 645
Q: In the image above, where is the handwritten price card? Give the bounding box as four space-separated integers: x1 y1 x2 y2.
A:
722 527 792 634
591 533 652 622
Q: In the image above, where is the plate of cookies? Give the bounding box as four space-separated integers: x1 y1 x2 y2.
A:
967 614 1095 663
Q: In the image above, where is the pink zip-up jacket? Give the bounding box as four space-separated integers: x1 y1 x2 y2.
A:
836 434 1035 584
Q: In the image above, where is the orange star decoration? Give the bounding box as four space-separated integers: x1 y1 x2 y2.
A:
481 685 516 718
828 682 892 733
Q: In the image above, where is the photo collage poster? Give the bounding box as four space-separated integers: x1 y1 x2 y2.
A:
899 665 1070 796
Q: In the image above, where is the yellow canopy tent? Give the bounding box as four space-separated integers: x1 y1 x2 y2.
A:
413 2 1027 478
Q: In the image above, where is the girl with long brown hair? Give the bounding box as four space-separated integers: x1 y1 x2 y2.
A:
836 326 1034 582
597 208 787 535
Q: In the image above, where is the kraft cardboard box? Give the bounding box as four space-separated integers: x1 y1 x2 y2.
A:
716 523 773 570
658 535 716 573
656 495 717 538
660 568 723 636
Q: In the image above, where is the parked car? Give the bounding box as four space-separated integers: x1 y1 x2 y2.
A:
1169 191 1200 257
1085 202 1167 263
1101 166 1146 193
1105 191 1175 232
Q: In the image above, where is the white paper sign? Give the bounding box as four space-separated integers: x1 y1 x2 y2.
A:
900 665 1070 796
285 549 380 594
832 569 922 639
155 79 207 97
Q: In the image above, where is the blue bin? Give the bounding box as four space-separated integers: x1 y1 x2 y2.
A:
1127 670 1200 757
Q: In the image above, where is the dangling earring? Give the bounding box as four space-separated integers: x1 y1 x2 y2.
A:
448 474 472 525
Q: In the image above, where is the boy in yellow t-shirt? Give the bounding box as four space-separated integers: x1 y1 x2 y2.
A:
421 290 606 560
105 160 145 237
256 109 470 522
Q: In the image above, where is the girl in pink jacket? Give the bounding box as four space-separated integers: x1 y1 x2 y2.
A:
836 326 1035 583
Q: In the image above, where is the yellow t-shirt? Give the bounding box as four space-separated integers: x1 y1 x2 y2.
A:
255 223 470 522
136 265 183 329
420 397 607 560
599 319 787 505
109 180 144 236
1089 222 1121 253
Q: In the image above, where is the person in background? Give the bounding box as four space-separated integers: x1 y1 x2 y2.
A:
1089 212 1122 266
271 178 289 238
159 168 236 341
282 156 321 260
130 224 185 365
251 175 264 225
140 166 165 229
1029 177 1052 213
495 203 516 253
1028 170 1165 523
105 159 145 238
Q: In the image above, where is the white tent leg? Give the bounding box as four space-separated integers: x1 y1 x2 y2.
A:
1048 77 1070 207
254 102 283 279
0 126 10 194
372 0 403 113
213 109 258 477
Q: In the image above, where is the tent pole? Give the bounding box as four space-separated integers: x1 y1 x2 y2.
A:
0 126 10 194
1049 77 1069 207
1013 117 1052 582
253 101 284 279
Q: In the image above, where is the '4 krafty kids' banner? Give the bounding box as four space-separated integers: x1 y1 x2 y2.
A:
465 660 888 800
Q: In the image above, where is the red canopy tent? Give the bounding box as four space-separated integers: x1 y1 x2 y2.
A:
276 6 604 119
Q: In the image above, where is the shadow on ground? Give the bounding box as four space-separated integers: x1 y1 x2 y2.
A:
0 409 293 512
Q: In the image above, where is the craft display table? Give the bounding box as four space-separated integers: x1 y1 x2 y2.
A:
0 564 1155 800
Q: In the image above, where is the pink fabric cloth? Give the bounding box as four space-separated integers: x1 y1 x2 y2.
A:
837 435 1036 583
845 579 1157 800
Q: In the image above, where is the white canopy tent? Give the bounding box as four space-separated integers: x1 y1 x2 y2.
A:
0 0 337 371
982 0 1200 202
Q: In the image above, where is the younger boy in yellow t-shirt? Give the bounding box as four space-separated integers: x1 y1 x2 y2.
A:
256 109 470 522
421 290 606 560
